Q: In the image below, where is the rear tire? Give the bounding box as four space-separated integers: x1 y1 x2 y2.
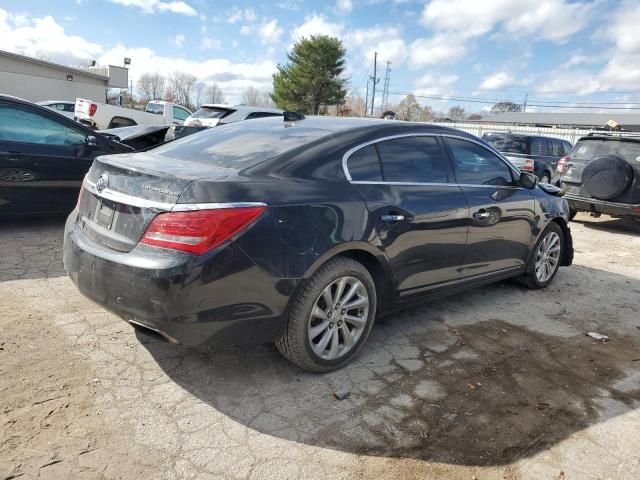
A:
276 257 377 372
517 223 564 290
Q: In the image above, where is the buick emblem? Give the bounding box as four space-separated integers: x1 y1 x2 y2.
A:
96 173 109 193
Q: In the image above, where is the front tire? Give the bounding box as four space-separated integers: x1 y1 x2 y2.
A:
276 257 377 372
517 223 564 289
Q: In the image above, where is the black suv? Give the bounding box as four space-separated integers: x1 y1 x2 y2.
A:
483 132 572 184
558 134 640 221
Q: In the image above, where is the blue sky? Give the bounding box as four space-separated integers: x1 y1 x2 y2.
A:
1 0 640 114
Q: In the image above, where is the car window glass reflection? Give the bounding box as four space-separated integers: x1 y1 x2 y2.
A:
0 105 86 146
446 138 515 186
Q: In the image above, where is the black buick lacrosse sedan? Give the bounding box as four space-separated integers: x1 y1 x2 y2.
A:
64 116 573 372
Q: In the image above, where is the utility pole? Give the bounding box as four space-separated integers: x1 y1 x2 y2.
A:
381 61 391 110
523 92 528 112
364 79 370 117
370 51 378 117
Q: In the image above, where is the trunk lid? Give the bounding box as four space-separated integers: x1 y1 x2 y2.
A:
77 153 236 252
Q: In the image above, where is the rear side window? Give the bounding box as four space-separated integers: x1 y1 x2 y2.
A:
145 102 164 115
445 137 516 186
190 107 233 119
572 139 640 163
482 133 528 154
376 136 449 183
347 145 382 181
245 112 283 120
530 138 550 156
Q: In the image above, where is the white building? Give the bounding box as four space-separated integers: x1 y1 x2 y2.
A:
0 50 128 103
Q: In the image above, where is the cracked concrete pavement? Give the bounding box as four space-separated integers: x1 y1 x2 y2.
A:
1 213 639 479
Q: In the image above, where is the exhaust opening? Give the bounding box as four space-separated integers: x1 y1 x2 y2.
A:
128 319 179 344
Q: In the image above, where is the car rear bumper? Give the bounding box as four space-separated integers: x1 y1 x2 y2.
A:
564 194 640 218
63 211 295 346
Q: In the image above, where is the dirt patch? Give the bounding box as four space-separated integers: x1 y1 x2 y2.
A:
320 319 640 465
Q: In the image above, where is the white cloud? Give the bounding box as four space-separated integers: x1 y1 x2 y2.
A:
99 45 277 102
602 0 640 53
172 33 185 47
0 8 101 64
421 0 594 43
413 72 459 95
108 0 197 16
226 7 256 24
291 14 343 41
0 8 276 103
258 19 283 44
344 26 407 66
201 37 221 50
408 35 466 68
478 71 515 90
411 0 595 68
336 0 353 13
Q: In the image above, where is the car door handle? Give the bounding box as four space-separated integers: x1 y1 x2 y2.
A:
381 214 405 222
473 210 491 219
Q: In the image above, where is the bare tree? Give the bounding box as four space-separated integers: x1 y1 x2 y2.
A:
205 84 225 104
342 90 366 117
447 105 466 121
396 94 423 121
167 71 197 109
194 82 207 108
241 87 261 106
137 73 166 102
260 91 275 108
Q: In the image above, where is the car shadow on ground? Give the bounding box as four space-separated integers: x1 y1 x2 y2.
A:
0 217 67 282
140 265 640 467
572 216 640 236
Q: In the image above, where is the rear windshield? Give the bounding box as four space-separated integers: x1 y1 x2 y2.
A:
482 133 528 154
190 107 234 119
151 119 331 169
145 103 164 115
571 139 640 163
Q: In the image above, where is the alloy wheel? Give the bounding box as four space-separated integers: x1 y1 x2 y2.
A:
535 231 561 282
307 276 369 360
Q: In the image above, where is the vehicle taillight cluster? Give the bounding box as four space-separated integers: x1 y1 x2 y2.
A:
89 103 97 116
522 158 535 172
140 207 266 255
557 156 568 173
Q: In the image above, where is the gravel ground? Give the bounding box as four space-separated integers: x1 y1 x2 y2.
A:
1 213 639 480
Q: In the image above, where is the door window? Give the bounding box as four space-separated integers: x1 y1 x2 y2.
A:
376 136 449 183
445 137 516 186
347 144 382 181
0 104 86 145
173 106 191 121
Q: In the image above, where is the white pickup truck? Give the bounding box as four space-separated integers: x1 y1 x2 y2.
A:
74 98 192 130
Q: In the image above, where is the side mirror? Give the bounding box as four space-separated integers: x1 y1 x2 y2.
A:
519 171 538 189
86 135 98 148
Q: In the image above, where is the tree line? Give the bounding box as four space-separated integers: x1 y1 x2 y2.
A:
133 72 274 111
126 35 522 120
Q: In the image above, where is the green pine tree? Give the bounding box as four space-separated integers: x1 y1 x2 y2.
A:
272 35 347 115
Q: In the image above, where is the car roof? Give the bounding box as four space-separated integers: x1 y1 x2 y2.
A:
198 104 284 114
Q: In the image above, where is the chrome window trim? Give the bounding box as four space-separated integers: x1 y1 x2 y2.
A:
84 179 266 211
350 180 523 190
342 131 521 185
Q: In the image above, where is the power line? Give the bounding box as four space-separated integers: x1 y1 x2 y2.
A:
387 91 640 110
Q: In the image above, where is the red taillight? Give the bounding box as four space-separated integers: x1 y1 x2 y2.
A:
140 207 266 255
522 158 535 172
557 156 568 173
88 103 97 116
